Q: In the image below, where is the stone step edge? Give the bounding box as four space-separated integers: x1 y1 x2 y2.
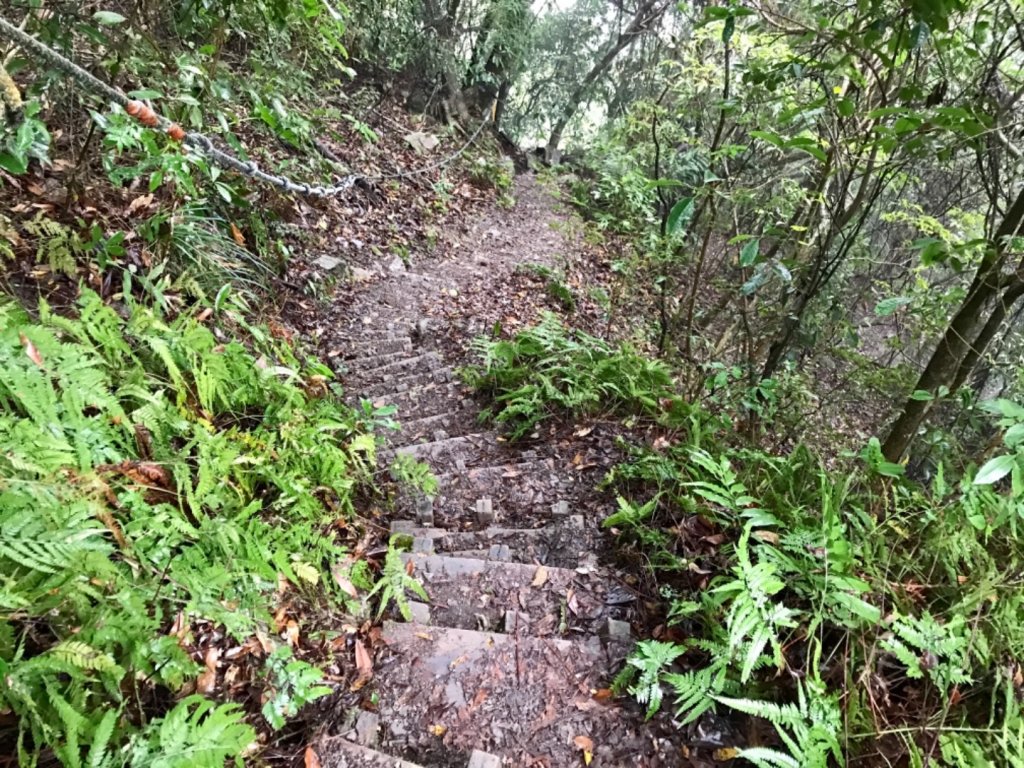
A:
315 738 426 768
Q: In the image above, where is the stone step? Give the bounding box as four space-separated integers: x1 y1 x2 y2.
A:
316 739 427 768
339 337 415 359
391 516 593 569
331 325 414 343
392 432 505 468
356 367 453 400
390 410 481 445
399 553 626 635
350 351 446 382
374 622 647 766
369 382 474 421
425 459 590 528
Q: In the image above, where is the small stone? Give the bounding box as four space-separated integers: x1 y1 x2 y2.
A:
601 618 632 641
455 458 467 472
353 711 379 746
504 609 528 632
314 254 343 271
390 520 416 534
468 750 502 768
551 500 570 518
416 496 434 526
407 600 431 625
350 266 374 282
412 537 434 555
476 497 495 525
444 679 466 707
388 256 406 273
488 543 510 561
432 429 448 442
568 514 585 529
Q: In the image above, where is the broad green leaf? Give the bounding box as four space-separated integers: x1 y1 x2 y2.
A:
93 11 127 24
974 455 1015 485
666 197 694 237
739 239 760 267
875 296 912 316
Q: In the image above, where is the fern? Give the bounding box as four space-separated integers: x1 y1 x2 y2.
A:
1 290 382 766
615 640 684 719
22 212 78 275
367 537 429 620
715 526 798 682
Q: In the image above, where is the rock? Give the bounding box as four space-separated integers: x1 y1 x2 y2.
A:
404 131 440 154
353 711 380 746
407 600 431 625
551 500 570 518
314 254 343 271
388 256 406 273
412 537 434 555
488 543 511 561
416 496 434 526
350 266 375 282
476 497 495 525
467 750 502 768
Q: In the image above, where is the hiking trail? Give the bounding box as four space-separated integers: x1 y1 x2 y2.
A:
303 175 681 767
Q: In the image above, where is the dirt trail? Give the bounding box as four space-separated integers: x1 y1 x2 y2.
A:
307 176 683 767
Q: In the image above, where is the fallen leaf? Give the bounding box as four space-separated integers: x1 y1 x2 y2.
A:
712 747 739 760
19 333 43 367
285 619 300 647
574 735 594 765
230 222 246 246
353 640 373 689
573 426 593 437
531 565 548 588
196 647 220 693
752 530 779 545
429 724 447 736
304 746 322 768
127 193 154 214
592 688 613 701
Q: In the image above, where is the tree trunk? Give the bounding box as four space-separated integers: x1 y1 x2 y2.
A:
882 186 1024 461
544 0 666 163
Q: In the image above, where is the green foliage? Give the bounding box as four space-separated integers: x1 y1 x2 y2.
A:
260 647 332 730
389 452 440 497
0 102 51 177
462 313 681 438
0 290 381 765
366 537 429 620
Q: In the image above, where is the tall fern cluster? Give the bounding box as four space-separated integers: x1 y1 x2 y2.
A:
0 291 380 766
461 312 683 438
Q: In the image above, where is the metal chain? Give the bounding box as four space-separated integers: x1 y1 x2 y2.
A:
0 14 492 197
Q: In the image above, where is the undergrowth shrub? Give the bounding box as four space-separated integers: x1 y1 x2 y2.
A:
604 412 1024 766
468 316 1024 766
461 312 685 438
0 290 386 765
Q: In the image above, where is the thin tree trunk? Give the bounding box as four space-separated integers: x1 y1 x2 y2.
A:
882 186 1024 461
544 0 666 162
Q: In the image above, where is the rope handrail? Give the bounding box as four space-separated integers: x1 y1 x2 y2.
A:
0 14 492 197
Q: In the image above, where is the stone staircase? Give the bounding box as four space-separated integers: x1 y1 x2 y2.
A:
309 177 666 767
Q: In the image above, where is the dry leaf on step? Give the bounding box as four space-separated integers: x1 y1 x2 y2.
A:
573 735 594 765
285 620 300 647
531 565 548 588
303 746 322 768
352 640 373 690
